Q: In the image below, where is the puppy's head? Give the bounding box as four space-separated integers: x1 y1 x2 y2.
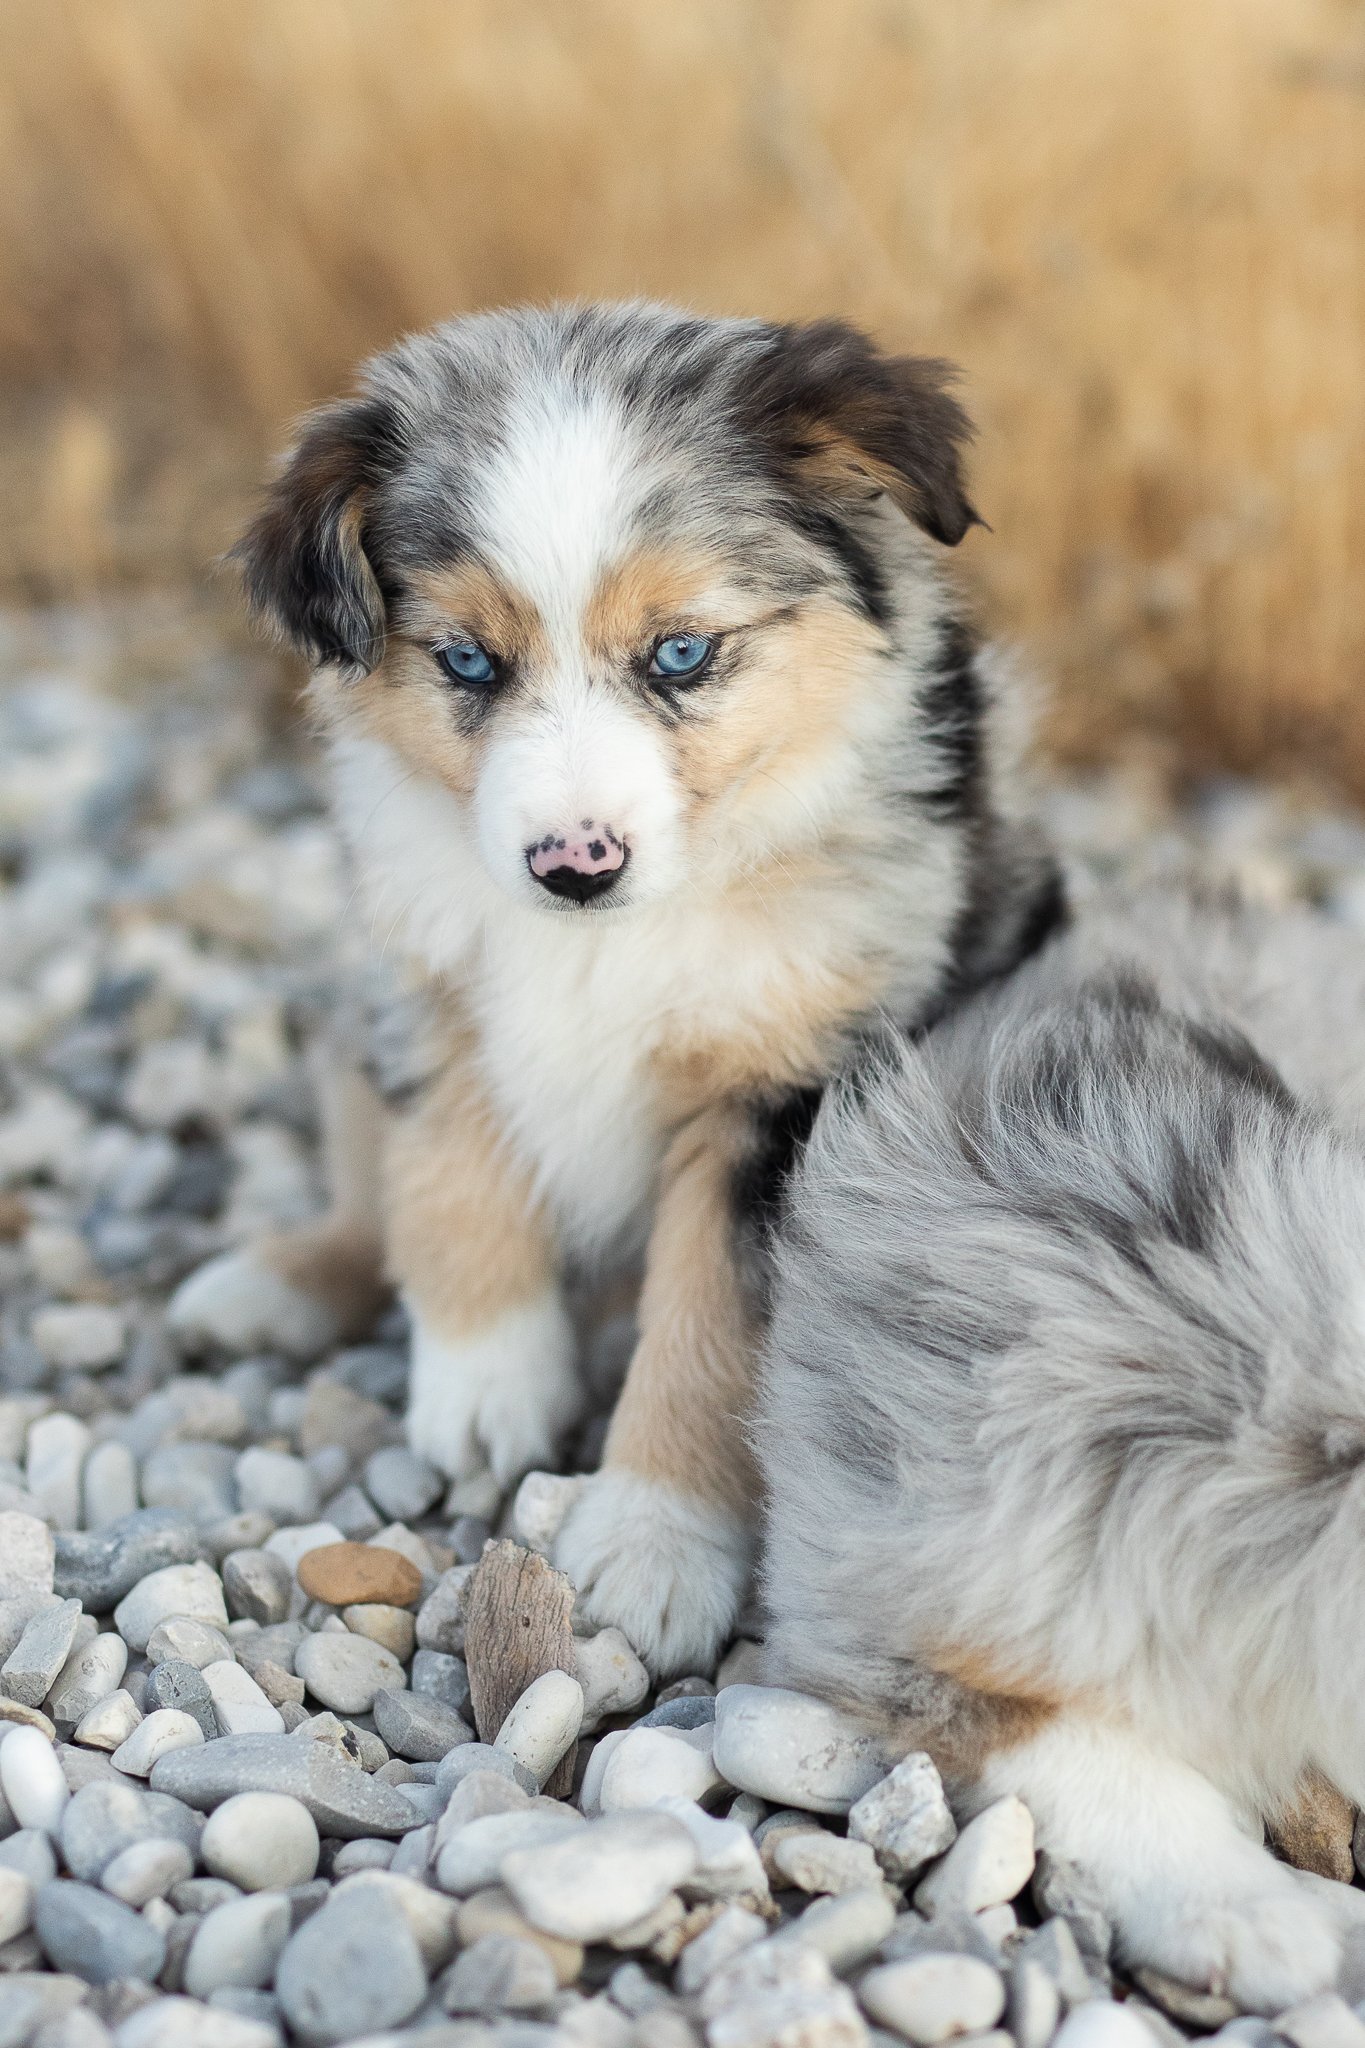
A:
237 303 977 915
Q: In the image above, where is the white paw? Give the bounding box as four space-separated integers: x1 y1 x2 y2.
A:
553 1468 752 1680
404 1293 584 1488
1121 1874 1342 2013
167 1248 340 1360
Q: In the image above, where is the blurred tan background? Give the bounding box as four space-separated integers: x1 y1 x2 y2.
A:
3 0 1364 786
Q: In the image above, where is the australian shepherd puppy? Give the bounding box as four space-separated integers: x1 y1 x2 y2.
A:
170 301 1061 1675
759 890 1365 2010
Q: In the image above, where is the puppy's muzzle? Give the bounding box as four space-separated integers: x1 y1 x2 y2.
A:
526 823 629 904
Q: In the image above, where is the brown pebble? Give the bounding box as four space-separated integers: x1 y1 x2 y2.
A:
295 1541 423 1609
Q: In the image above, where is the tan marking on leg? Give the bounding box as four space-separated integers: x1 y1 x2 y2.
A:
383 1015 557 1336
257 1213 387 1339
601 1101 759 1519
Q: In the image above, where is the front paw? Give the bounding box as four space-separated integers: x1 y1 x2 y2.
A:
405 1294 584 1487
554 1468 752 1679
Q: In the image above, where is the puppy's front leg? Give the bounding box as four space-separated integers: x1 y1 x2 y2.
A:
388 1039 582 1488
555 1103 760 1677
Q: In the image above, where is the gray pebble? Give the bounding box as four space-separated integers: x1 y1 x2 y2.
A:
327 1347 408 1406
169 1880 242 1916
220 1553 291 1629
639 1694 717 1733
200 1515 276 1567
59 1782 201 1884
410 1650 470 1716
139 1444 236 1523
275 1884 427 2045
1031 1851 1115 1963
233 1450 319 1528
441 1932 557 2015
414 1571 469 1657
371 1689 473 1764
232 1625 304 1683
115 1565 228 1656
53 1514 201 1615
434 1744 536 1802
316 1486 380 1543
33 1881 167 1985
1 1601 83 1709
144 1620 233 1670
144 1663 217 1741
149 1733 419 1838
362 1448 444 1524
0 1516 56 1605
0 1832 56 1887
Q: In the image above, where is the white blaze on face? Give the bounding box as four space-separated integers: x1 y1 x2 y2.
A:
468 384 684 906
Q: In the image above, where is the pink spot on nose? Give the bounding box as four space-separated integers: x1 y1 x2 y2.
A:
527 823 627 880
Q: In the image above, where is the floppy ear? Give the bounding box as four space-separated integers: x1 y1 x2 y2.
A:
735 320 980 546
232 394 404 675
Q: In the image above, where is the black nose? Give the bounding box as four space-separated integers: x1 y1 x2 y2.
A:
528 856 628 904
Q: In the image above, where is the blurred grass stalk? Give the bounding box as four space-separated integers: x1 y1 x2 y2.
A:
3 0 1364 785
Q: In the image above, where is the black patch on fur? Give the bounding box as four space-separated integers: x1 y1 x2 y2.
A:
916 619 986 819
781 500 889 624
732 1086 826 1306
1181 1017 1297 1112
233 395 410 674
732 320 980 549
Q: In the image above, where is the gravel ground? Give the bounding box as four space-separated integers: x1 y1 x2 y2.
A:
3 607 1365 2048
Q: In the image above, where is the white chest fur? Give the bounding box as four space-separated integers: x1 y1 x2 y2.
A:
331 732 957 1259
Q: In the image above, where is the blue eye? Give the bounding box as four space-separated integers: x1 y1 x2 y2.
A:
649 632 715 681
436 639 496 686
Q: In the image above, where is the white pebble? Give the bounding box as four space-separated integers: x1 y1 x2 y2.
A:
0 1864 33 1944
30 1304 125 1373
100 1835 193 1906
652 1796 767 1900
861 1955 1005 2045
510 1471 585 1555
111 1707 205 1777
848 1752 957 1883
25 1413 92 1529
913 1796 1035 1916
773 1830 881 1896
598 1723 723 1814
82 1441 140 1529
48 1629 128 1725
114 1562 229 1653
201 1659 284 1736
200 1792 320 1890
574 1627 650 1733
0 1725 68 1833
494 1668 584 1787
712 1685 888 1815
1052 2002 1165 2048
502 1809 698 1942
433 1806 586 1896
293 1631 403 1716
74 1689 142 1751
184 1888 292 1996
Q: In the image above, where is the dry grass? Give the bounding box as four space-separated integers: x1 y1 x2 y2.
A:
4 0 1365 785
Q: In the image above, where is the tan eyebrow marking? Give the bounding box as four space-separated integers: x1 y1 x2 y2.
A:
410 561 551 667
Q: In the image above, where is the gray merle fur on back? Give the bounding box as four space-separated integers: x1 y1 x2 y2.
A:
757 895 1365 1812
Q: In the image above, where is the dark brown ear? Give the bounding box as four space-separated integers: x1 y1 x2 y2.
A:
735 320 980 546
232 395 405 675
